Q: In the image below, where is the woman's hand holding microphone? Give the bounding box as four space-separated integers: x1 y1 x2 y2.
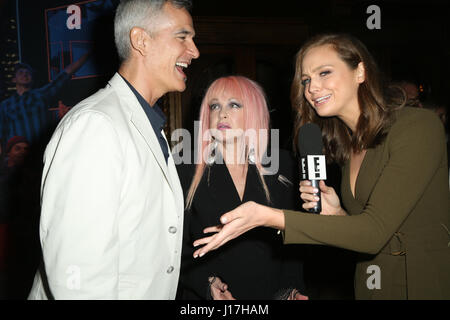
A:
299 180 347 216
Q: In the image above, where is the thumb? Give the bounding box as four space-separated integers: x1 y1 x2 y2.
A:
319 180 329 193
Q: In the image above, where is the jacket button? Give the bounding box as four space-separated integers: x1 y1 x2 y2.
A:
169 226 177 234
167 266 174 274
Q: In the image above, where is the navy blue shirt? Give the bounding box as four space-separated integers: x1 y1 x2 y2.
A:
120 75 169 164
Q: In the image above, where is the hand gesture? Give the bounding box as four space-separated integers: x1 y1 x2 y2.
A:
288 288 309 300
209 276 235 300
193 201 268 258
299 180 346 216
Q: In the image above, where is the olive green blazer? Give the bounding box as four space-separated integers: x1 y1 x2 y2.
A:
283 107 450 299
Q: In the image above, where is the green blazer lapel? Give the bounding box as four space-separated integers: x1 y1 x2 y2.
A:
341 148 376 213
355 146 384 206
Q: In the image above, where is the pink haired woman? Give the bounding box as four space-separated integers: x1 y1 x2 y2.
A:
177 76 308 300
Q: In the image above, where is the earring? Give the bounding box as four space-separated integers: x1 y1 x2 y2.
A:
248 147 256 164
206 140 218 165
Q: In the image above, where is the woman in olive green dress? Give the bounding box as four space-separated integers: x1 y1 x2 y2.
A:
191 34 450 300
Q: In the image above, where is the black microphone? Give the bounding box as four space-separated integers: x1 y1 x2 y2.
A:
297 123 327 214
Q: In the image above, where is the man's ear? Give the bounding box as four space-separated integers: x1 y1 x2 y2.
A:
129 27 149 57
356 62 365 83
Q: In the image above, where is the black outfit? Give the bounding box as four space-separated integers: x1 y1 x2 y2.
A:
0 157 42 299
177 150 306 300
301 162 356 300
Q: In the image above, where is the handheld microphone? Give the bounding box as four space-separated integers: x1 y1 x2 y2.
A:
297 123 327 214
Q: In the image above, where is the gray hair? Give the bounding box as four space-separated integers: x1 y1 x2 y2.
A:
114 0 192 61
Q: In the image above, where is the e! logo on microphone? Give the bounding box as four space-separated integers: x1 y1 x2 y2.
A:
306 155 326 180
301 158 307 180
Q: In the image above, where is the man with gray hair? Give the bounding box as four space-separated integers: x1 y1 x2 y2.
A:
28 0 199 299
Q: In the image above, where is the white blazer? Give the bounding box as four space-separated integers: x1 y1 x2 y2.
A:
28 73 184 299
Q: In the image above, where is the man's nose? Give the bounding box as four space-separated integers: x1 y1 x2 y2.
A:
188 40 200 59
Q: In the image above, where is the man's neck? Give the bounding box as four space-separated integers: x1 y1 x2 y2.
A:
119 62 161 107
16 85 31 96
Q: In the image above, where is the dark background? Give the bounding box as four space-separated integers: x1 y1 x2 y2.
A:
1 0 448 144
187 0 449 147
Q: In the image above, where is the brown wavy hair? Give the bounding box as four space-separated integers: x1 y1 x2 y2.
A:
291 34 406 165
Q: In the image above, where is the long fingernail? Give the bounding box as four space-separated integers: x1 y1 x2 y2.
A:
199 253 205 258
194 254 198 259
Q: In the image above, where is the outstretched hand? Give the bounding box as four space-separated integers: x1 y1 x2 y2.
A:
192 201 268 258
